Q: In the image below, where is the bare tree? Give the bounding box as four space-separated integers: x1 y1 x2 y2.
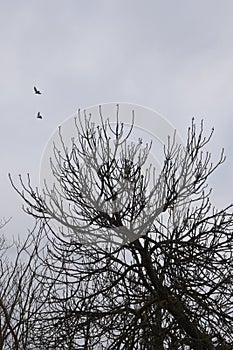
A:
0 221 51 350
10 108 233 349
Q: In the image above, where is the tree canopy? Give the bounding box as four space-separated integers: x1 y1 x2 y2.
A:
7 108 233 349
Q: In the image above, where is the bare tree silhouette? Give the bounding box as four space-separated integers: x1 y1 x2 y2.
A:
0 222 51 350
9 108 233 349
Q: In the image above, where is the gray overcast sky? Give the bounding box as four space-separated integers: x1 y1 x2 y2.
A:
1 0 233 238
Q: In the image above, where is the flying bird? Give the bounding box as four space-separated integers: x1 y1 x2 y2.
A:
37 112 42 119
34 86 41 95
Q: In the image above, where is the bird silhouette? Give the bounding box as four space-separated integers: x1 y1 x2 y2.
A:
37 112 42 119
34 86 41 95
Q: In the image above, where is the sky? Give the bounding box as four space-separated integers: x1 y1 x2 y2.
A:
1 0 233 239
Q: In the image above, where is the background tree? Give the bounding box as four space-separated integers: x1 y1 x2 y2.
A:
0 220 51 350
10 108 233 349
